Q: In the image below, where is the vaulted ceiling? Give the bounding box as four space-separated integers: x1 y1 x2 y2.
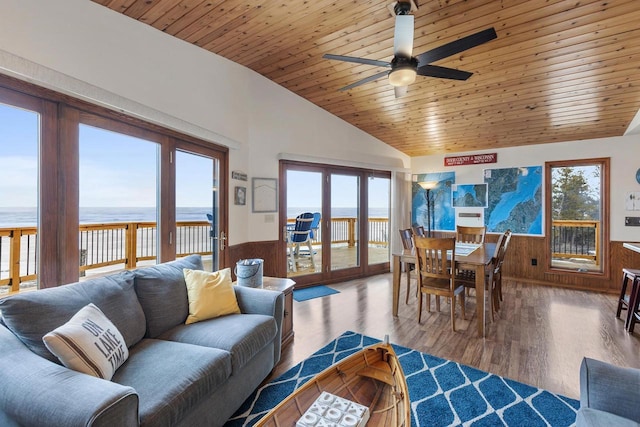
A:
92 0 640 157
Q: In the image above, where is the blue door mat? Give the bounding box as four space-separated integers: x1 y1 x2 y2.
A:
293 285 340 302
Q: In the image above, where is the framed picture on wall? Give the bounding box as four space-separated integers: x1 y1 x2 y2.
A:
234 186 246 205
252 178 278 212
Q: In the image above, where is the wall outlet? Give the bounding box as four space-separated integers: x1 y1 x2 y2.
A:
531 258 537 266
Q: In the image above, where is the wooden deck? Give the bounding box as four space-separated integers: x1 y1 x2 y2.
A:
287 245 390 278
270 273 640 401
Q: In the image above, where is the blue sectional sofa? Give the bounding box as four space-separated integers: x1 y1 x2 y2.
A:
0 255 284 426
577 357 640 426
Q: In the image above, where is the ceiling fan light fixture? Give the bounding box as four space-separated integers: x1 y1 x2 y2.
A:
388 68 417 86
389 56 418 87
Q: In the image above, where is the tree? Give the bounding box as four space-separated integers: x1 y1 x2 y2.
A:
552 166 599 220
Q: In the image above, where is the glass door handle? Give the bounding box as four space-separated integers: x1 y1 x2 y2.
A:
219 231 226 251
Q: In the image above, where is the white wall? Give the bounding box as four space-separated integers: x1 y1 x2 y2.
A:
0 0 410 246
411 135 640 242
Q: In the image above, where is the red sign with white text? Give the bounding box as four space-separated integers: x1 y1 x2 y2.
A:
444 153 497 167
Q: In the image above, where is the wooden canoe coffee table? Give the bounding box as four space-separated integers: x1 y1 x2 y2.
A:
253 339 410 427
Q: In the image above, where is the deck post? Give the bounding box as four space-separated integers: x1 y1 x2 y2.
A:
10 230 21 292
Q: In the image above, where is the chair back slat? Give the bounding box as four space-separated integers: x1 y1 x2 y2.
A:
414 236 455 284
456 225 486 244
399 228 414 250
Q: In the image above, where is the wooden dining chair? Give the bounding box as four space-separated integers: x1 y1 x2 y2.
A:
455 230 510 321
399 229 417 303
456 225 487 295
456 225 486 244
414 236 465 331
412 225 426 237
493 229 512 306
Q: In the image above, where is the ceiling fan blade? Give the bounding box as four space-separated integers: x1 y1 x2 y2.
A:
417 64 473 80
394 15 414 57
415 27 497 66
338 70 389 91
394 86 409 98
323 54 390 68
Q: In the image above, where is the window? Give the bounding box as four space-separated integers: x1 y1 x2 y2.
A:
0 101 40 293
546 158 609 274
0 76 228 290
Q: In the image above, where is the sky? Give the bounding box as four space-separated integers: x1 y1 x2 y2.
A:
0 102 214 208
287 170 390 210
1 101 390 212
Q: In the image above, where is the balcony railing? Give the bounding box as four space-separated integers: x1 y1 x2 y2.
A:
0 221 212 293
551 219 600 263
1 217 390 293
286 216 389 247
1 218 601 293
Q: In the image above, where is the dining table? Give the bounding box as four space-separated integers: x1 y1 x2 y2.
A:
392 242 496 337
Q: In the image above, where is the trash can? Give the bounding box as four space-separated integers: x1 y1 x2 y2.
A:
235 258 264 287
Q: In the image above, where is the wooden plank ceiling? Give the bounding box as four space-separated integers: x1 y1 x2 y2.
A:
93 0 640 157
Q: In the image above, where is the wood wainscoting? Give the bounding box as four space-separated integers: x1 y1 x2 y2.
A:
228 240 282 280
499 235 640 294
229 237 640 294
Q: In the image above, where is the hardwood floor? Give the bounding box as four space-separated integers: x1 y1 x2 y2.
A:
269 273 640 400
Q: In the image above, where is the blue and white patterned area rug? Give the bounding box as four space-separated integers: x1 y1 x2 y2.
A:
225 331 579 427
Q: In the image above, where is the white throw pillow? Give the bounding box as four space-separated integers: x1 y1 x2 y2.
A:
43 303 129 380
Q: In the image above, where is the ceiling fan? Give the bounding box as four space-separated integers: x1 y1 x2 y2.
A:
323 0 497 98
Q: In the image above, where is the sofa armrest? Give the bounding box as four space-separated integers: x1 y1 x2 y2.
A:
580 357 640 423
0 325 139 427
234 286 285 364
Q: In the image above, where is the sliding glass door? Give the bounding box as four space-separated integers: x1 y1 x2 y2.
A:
330 173 360 272
281 161 390 285
79 124 159 279
175 149 220 272
0 100 40 292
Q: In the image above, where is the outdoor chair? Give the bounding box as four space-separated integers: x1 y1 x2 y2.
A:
288 212 315 272
414 236 465 332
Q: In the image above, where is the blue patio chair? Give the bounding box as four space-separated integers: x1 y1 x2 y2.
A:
309 212 321 240
288 212 315 272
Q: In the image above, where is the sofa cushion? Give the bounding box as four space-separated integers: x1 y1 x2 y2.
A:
43 303 129 380
112 338 231 427
0 271 145 363
183 267 240 324
133 254 203 338
577 408 640 427
158 313 277 372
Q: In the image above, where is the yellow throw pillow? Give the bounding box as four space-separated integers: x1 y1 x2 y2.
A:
183 268 240 324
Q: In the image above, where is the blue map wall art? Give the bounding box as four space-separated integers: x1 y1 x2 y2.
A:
483 166 543 235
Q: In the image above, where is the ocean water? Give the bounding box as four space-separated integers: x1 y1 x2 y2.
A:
0 207 214 227
0 207 388 227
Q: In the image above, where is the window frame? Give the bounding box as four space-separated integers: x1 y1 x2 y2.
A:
0 74 228 288
544 157 610 277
